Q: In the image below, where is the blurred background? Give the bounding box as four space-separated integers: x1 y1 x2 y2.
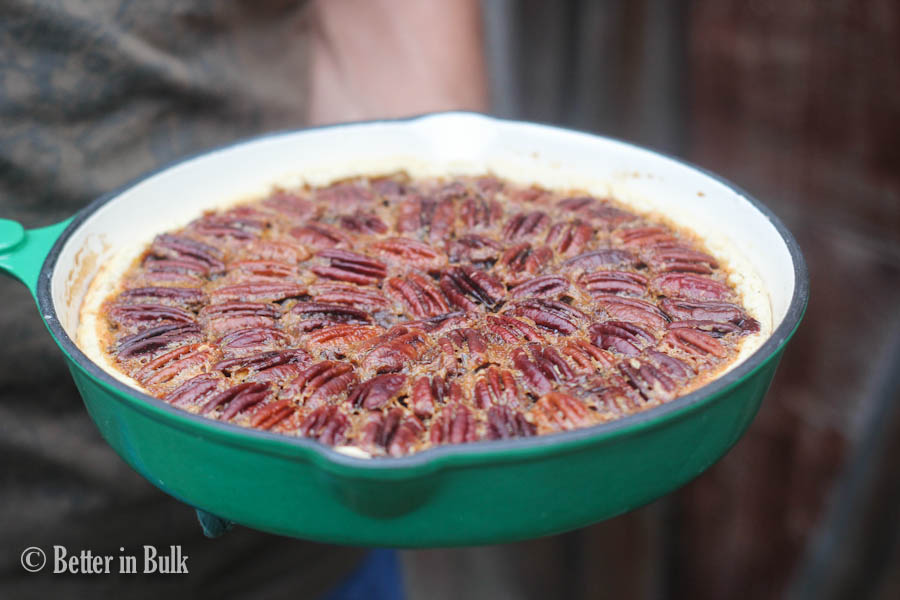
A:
402 1 900 599
1 1 898 598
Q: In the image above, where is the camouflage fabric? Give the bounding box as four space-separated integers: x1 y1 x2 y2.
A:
0 1 365 597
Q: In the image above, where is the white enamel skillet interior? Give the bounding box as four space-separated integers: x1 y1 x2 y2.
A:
39 112 808 467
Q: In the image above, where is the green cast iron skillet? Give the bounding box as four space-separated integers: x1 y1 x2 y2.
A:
0 113 808 547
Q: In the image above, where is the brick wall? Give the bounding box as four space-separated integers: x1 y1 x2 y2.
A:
404 2 900 598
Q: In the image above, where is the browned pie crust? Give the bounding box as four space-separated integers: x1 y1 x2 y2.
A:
98 173 760 457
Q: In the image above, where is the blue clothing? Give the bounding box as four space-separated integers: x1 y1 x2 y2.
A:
195 510 403 600
320 549 405 600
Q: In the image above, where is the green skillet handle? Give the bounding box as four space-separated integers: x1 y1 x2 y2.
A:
0 217 73 300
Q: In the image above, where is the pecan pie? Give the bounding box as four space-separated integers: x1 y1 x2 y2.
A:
96 174 761 457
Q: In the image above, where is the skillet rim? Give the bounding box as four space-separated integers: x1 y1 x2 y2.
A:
35 111 809 474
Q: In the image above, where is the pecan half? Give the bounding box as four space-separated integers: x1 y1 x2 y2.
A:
163 373 223 408
557 196 595 212
370 237 447 272
119 286 207 308
428 198 456 243
290 302 372 332
487 405 536 440
303 324 383 354
315 181 374 210
442 326 489 359
209 281 307 303
652 273 732 302
580 375 644 416
473 367 521 409
433 180 468 202
505 299 587 335
440 266 506 311
497 243 553 284
371 176 409 202
361 326 428 373
661 328 728 359
394 198 426 234
218 327 290 354
141 258 208 283
472 175 503 196
460 196 502 229
201 382 271 419
312 249 387 285
545 220 593 257
227 260 297 279
405 311 469 334
116 324 202 359
290 222 351 249
484 315 545 344
251 363 306 385
107 304 195 328
242 240 310 263
340 211 388 235
669 319 743 337
589 321 655 356
149 234 225 275
506 186 546 205
347 373 407 410
562 339 615 372
309 283 390 311
189 212 265 240
530 392 596 433
648 244 718 274
446 234 504 263
618 358 676 402
510 275 571 299
562 248 637 272
220 384 272 420
386 274 450 318
201 302 278 322
410 375 449 419
261 190 316 222
557 198 636 228
577 271 648 297
594 294 669 330
213 349 309 376
617 226 678 247
659 299 760 333
437 327 489 374
200 301 278 336
502 211 550 240
298 406 350 445
249 399 297 430
281 361 357 408
511 345 575 395
362 408 425 456
645 350 695 383
430 401 478 445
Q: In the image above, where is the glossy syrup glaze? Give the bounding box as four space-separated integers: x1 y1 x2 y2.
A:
100 173 760 457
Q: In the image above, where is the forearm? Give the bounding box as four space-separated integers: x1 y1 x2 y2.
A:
308 0 488 125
